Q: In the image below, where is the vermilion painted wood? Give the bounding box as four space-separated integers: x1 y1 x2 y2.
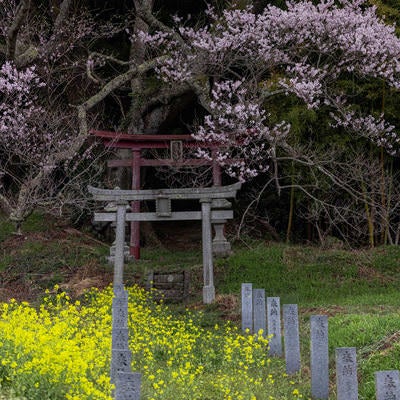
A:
90 129 228 258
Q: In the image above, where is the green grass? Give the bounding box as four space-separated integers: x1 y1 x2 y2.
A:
130 241 400 399
0 211 55 241
0 214 14 243
2 213 400 399
0 212 111 293
217 242 400 306
213 241 400 399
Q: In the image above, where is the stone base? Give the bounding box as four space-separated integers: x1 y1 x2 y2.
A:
202 285 215 304
212 240 232 258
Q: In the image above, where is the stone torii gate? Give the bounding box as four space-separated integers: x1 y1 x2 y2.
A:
89 183 241 304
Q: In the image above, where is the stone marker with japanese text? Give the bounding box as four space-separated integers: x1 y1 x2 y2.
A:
310 315 329 399
375 370 400 400
283 304 301 374
253 288 266 336
267 297 282 357
241 283 253 333
115 372 141 400
336 347 358 400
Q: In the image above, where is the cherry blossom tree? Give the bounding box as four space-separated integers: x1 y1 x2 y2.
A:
0 0 113 230
135 0 400 178
1 0 400 240
77 0 400 179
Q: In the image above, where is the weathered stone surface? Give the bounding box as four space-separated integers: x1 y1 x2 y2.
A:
211 198 232 257
90 183 242 305
376 370 400 400
113 296 129 308
95 210 234 222
111 285 131 386
114 203 128 286
310 315 329 399
156 196 171 217
241 283 253 333
283 304 301 375
112 328 130 350
112 288 129 328
253 289 266 337
267 297 282 357
115 372 141 400
114 283 128 298
336 347 358 400
111 349 132 384
201 199 215 304
88 182 242 201
202 285 215 305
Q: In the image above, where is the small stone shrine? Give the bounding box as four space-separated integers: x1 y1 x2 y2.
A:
146 270 191 302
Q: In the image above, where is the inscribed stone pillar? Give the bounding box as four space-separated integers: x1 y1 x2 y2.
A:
336 347 358 400
111 284 132 386
375 370 400 400
200 199 215 304
241 283 253 333
114 203 128 286
267 297 282 357
115 372 141 400
253 288 266 337
283 304 301 375
310 315 329 399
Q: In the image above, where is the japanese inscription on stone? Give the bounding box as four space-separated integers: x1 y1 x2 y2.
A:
115 372 141 400
112 328 130 350
111 284 133 386
376 370 400 400
253 289 266 337
241 283 253 333
283 304 301 374
267 297 282 357
310 315 329 399
336 347 358 400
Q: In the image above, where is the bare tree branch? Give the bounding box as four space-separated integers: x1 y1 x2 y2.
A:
15 45 38 67
0 192 12 216
54 0 73 32
6 0 30 60
135 0 186 47
187 78 212 113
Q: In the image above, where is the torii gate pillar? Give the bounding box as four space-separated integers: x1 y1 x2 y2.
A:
200 199 215 304
130 149 141 259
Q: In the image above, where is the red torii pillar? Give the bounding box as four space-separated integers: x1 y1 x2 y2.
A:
90 130 222 259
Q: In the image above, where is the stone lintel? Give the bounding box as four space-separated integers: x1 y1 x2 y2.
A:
94 210 233 222
88 182 241 202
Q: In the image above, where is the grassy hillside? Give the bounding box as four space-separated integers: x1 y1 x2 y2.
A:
1 213 400 398
217 242 400 306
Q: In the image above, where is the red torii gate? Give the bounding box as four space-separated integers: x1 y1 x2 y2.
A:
90 130 225 259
